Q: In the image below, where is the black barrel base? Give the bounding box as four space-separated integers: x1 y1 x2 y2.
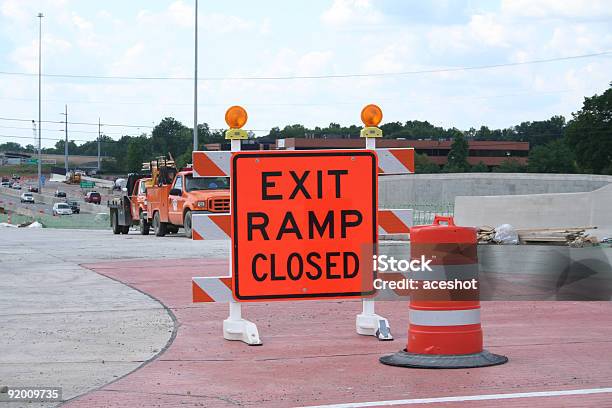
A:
380 349 508 369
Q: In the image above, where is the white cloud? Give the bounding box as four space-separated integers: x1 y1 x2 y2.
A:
168 0 192 27
297 51 334 75
71 13 93 31
0 0 29 22
1 0 611 148
109 42 146 76
363 43 408 73
502 0 612 19
321 0 383 26
9 35 72 72
468 14 509 47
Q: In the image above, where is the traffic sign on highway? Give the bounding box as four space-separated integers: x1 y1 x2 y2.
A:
80 181 95 188
231 150 378 301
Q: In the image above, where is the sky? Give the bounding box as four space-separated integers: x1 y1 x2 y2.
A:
0 0 611 148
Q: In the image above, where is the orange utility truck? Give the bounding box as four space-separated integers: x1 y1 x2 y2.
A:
144 157 230 238
108 173 152 235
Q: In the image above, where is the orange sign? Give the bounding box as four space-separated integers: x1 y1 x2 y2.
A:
232 150 377 301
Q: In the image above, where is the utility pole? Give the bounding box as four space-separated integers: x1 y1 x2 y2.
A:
193 0 198 151
97 118 101 172
37 12 43 193
60 104 68 174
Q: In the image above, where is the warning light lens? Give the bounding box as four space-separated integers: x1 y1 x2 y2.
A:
225 105 248 129
360 104 383 127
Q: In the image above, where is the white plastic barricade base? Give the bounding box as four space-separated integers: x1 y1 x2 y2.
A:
223 301 261 345
356 299 393 340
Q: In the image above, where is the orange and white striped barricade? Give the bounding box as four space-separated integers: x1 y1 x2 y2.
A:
192 209 412 241
380 216 508 368
377 148 415 175
193 148 414 178
192 151 231 178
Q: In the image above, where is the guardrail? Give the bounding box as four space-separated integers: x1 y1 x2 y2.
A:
408 203 454 225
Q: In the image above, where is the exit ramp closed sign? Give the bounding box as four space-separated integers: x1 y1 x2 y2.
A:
231 150 377 301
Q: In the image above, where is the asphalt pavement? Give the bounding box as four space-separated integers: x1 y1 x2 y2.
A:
0 228 228 406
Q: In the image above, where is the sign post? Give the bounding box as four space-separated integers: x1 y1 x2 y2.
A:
356 104 392 340
222 106 262 345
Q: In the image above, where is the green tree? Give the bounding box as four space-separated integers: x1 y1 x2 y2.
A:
126 136 150 172
151 117 190 158
527 139 577 173
101 158 122 174
175 149 193 169
0 142 25 152
52 139 79 155
493 159 526 173
414 153 440 173
515 115 565 147
565 85 612 174
443 134 470 172
471 161 489 172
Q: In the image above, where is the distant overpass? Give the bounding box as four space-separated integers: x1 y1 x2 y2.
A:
2 152 112 167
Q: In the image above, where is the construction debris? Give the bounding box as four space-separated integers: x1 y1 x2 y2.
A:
477 226 496 243
478 225 598 247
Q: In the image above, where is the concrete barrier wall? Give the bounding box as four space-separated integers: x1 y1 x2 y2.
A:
454 184 612 233
379 173 612 208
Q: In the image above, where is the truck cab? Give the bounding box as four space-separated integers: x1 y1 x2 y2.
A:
107 173 151 235
130 177 151 234
163 170 230 238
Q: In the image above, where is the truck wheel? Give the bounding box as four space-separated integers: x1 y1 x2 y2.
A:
120 225 130 234
183 210 193 239
153 212 167 237
139 212 150 235
111 212 120 235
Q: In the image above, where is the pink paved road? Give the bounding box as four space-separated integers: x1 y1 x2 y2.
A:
65 258 612 407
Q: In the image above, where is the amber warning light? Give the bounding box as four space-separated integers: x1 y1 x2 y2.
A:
225 105 248 140
360 104 383 138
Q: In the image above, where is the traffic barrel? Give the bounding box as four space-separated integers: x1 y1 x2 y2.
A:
380 216 507 368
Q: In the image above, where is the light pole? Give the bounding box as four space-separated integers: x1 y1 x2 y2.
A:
31 120 36 146
37 12 43 193
97 118 101 172
193 0 198 151
60 104 68 174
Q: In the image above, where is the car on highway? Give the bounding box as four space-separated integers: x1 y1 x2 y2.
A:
52 202 73 216
12 183 21 190
28 186 39 193
1 181 9 188
65 200 80 214
84 191 101 204
54 189 66 198
20 192 35 204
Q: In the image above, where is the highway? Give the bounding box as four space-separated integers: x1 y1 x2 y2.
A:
0 183 109 215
